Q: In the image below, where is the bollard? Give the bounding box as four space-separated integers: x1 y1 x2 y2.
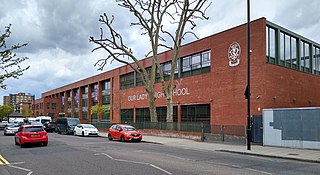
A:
201 122 204 142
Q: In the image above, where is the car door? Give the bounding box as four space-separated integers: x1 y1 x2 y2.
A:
75 125 81 135
114 125 122 139
15 127 22 144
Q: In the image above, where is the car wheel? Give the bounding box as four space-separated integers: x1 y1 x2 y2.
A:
20 142 24 148
43 142 48 146
82 131 84 137
57 129 61 134
74 131 77 136
108 134 113 141
120 135 125 142
15 139 18 145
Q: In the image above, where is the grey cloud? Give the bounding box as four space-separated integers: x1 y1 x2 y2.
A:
274 0 320 32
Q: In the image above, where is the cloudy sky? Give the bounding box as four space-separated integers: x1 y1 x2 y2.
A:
0 0 319 105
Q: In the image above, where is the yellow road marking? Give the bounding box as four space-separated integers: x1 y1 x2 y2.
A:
0 155 10 165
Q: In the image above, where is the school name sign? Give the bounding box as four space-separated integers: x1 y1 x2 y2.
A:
128 87 190 102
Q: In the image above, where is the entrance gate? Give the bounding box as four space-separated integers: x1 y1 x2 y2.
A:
252 115 263 144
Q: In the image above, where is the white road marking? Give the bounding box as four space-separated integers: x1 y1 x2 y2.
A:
245 168 273 175
10 162 25 165
150 164 173 175
231 164 241 168
95 153 172 175
8 164 33 174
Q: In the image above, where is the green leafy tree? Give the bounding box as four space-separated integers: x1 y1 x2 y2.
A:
0 24 30 89
21 108 31 118
91 104 107 116
0 105 13 121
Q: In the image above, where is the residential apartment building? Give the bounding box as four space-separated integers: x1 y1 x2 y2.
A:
3 93 35 114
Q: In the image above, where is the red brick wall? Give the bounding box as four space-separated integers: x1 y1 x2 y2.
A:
38 17 320 128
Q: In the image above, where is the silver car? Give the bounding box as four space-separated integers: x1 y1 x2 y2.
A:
4 123 20 136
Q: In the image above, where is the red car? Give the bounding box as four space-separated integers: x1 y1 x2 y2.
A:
15 125 48 148
108 124 142 142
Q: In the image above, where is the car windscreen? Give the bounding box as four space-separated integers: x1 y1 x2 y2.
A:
122 126 136 131
24 126 44 132
67 119 80 126
83 124 95 128
41 119 51 124
8 124 20 128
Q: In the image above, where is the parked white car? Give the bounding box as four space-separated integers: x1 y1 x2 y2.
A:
4 123 20 136
74 124 99 137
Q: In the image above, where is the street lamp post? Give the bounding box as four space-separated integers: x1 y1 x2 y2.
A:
246 0 251 150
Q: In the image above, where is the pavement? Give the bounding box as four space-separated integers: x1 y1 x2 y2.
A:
99 132 320 163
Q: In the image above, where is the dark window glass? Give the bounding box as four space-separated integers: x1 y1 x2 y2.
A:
136 108 150 123
82 111 88 120
24 126 44 132
181 104 210 124
121 109 134 124
120 72 134 89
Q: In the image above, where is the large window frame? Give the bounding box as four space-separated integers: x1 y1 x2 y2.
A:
181 50 211 77
266 21 320 75
120 72 134 89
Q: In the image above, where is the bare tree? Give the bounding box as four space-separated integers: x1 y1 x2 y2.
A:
90 0 210 124
0 24 30 89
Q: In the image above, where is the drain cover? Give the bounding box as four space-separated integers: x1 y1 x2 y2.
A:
287 153 299 156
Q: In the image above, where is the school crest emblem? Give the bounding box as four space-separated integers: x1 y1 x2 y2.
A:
228 42 241 67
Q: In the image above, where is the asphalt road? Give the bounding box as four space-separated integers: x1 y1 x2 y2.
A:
0 131 319 175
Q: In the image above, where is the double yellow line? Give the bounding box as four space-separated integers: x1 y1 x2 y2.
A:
0 155 10 165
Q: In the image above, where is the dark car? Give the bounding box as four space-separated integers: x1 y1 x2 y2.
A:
56 118 81 134
44 122 57 132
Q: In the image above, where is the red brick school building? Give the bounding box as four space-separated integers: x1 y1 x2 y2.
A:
32 17 320 136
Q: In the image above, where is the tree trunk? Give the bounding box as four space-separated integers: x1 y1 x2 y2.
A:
166 90 174 130
148 91 157 127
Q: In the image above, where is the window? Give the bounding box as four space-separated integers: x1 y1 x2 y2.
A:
82 111 88 120
292 37 297 69
82 86 88 94
102 104 110 122
156 61 179 82
136 108 150 123
121 109 133 124
102 95 110 105
120 72 134 89
102 80 110 90
156 107 178 122
82 99 88 107
52 103 56 110
46 102 50 109
280 32 285 65
136 68 149 86
266 27 276 63
181 50 211 77
300 41 310 72
181 104 210 123
266 23 320 76
314 47 320 74
317 47 320 72
91 84 99 105
285 34 291 66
